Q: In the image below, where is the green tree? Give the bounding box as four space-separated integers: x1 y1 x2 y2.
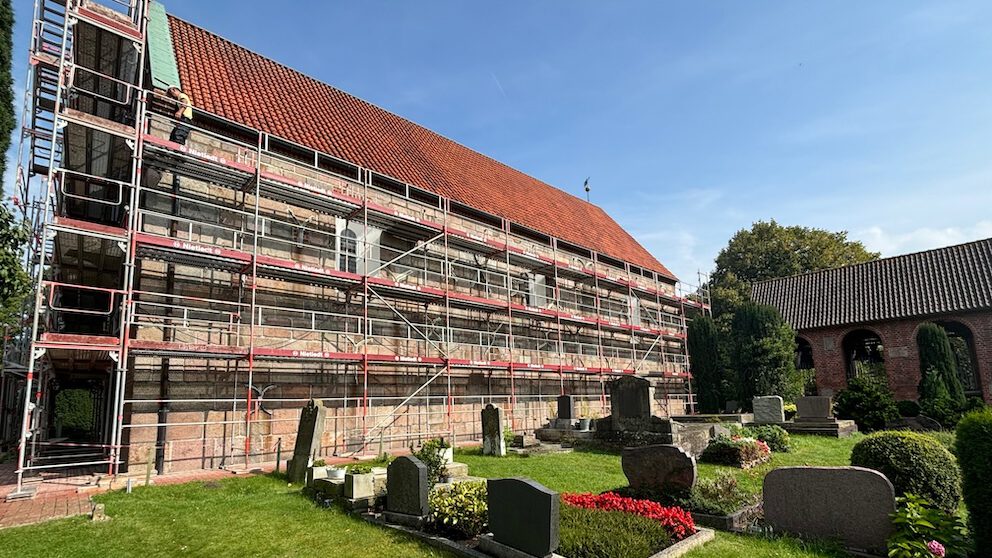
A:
917 323 966 408
0 0 12 177
0 204 28 330
730 302 800 404
0 0 26 335
710 220 879 323
687 316 724 413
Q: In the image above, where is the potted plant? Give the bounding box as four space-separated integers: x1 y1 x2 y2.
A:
306 459 330 487
343 463 375 499
577 401 592 431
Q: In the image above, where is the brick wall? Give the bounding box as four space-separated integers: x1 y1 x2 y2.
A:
799 311 991 403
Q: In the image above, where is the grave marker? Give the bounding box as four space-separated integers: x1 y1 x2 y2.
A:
287 399 326 483
481 478 559 558
482 404 507 457
764 466 895 553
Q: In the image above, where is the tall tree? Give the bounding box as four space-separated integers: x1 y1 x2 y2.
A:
0 204 28 330
730 302 800 404
917 323 967 408
0 0 13 185
687 316 725 413
0 0 25 333
710 220 879 323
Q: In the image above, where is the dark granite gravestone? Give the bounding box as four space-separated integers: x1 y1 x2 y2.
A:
482 404 507 456
287 399 327 483
621 444 697 493
485 478 559 557
385 456 429 525
764 466 895 553
556 395 575 420
796 396 833 422
610 375 651 430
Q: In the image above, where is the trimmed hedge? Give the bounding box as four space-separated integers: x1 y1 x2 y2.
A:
956 409 992 552
558 505 672 558
850 431 961 511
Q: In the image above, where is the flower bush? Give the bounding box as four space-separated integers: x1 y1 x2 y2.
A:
561 492 695 541
699 435 771 468
427 481 488 539
887 494 971 558
741 424 791 452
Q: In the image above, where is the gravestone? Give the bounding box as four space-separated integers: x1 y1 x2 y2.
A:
621 444 697 493
556 395 575 420
610 375 652 430
287 399 327 483
796 396 833 422
764 466 895 553
482 404 507 456
724 400 740 414
752 396 785 424
482 478 559 557
385 456 429 527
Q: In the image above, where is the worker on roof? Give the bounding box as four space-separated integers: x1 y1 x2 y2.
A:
167 86 193 145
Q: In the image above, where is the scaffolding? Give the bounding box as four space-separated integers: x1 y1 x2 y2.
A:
2 0 709 495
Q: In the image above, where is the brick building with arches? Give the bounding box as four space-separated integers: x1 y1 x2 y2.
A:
752 238 992 403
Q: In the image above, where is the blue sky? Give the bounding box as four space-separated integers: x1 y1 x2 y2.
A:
9 1 992 284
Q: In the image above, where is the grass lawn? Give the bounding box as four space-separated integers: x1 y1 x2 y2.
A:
0 435 865 558
0 475 454 558
457 433 862 496
688 532 848 558
457 434 863 558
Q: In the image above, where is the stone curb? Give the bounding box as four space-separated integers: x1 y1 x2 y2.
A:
647 527 715 558
366 514 716 558
364 514 490 558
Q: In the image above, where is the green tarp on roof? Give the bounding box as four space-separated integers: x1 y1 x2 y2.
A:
147 1 180 90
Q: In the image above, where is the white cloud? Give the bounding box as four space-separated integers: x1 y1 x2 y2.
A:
857 220 992 256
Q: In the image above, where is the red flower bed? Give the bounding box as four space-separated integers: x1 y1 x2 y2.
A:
562 492 696 541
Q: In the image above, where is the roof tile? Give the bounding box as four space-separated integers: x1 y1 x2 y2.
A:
166 15 674 279
752 237 992 330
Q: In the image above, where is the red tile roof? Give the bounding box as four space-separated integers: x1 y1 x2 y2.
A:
166 15 675 280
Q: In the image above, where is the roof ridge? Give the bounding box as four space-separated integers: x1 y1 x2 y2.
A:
163 12 603 211
753 236 992 286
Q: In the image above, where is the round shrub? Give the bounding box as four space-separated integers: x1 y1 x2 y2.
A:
896 400 920 417
955 408 992 552
834 375 899 432
850 431 961 511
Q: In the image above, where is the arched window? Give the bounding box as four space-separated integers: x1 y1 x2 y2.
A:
935 321 982 395
339 229 358 274
795 337 815 370
794 337 817 395
843 329 885 382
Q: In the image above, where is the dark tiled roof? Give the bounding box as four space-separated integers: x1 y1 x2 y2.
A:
751 237 992 330
165 15 674 280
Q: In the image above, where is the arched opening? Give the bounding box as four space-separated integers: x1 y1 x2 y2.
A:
843 329 885 382
795 336 817 395
935 321 982 396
